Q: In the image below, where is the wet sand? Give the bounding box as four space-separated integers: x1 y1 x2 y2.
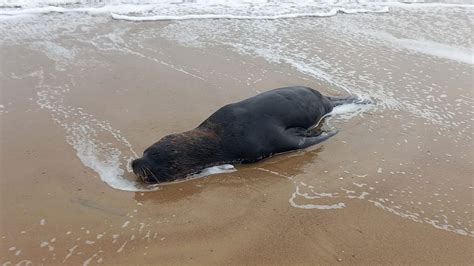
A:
1 7 473 265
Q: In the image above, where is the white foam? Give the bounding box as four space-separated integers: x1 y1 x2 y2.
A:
289 186 346 210
329 102 374 120
347 191 369 199
382 1 474 8
68 141 145 192
374 32 474 65
398 38 473 65
0 0 81 8
0 1 391 21
0 4 156 16
424 218 470 236
289 193 346 210
111 8 389 21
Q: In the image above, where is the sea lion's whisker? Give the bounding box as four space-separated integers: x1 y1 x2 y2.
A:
143 168 150 176
145 167 159 183
141 167 152 183
138 168 147 182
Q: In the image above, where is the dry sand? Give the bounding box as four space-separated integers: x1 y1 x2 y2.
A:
1 8 473 265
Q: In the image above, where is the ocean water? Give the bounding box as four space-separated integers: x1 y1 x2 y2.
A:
1 0 472 20
1 0 472 238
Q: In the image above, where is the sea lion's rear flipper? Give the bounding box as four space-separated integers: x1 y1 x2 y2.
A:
285 127 321 137
284 128 337 149
286 127 328 138
301 130 337 147
327 95 372 107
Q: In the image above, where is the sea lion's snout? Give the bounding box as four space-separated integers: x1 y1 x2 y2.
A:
131 158 160 184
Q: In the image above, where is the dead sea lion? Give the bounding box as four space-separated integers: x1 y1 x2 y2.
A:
132 86 360 184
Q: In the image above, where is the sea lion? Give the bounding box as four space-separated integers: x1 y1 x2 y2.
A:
132 86 360 183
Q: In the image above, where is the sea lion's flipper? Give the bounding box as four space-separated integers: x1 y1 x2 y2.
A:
300 130 337 147
285 127 317 137
285 127 324 138
284 128 337 149
327 95 372 106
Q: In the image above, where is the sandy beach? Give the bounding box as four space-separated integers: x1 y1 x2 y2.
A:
1 2 473 265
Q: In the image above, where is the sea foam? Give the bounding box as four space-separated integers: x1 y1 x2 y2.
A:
0 1 391 21
373 32 474 65
110 8 389 21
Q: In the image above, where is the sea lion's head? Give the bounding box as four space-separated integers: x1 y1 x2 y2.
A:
131 134 189 184
132 129 221 184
